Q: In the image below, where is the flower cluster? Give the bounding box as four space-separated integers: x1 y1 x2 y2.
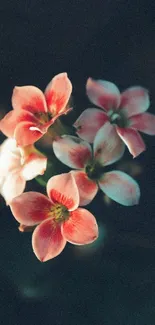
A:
0 73 155 262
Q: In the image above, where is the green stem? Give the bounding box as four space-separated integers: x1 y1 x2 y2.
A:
48 118 74 139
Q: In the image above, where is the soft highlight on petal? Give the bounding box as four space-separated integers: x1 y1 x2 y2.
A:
53 135 92 169
120 87 150 117
99 170 140 206
45 73 72 116
73 108 108 143
32 219 66 262
21 153 47 180
94 122 125 166
129 113 155 135
47 173 79 211
71 170 98 206
14 121 44 146
116 126 146 157
0 138 21 173
86 78 120 111
1 170 25 205
62 208 98 245
10 192 52 225
12 86 48 113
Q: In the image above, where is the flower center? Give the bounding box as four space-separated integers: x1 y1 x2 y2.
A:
50 203 69 223
108 109 129 128
35 112 52 124
85 161 104 181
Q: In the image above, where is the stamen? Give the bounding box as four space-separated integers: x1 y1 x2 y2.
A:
85 162 104 181
110 113 120 122
50 203 69 223
35 112 53 124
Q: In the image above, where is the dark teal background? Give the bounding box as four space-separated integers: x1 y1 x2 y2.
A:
0 1 155 324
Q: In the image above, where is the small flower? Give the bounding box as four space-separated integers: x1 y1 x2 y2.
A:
0 138 47 204
74 78 155 157
0 73 72 146
10 173 98 262
53 123 140 206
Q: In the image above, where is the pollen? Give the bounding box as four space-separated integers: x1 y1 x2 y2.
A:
50 203 69 223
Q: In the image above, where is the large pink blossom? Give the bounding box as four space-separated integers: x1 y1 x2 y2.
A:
0 138 47 204
0 73 72 146
53 123 140 206
10 173 98 262
74 78 155 157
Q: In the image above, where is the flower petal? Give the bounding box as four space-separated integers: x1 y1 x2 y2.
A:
62 208 98 245
0 138 21 174
53 135 92 169
129 113 155 135
86 78 120 111
14 121 45 146
21 153 47 181
120 87 150 117
10 192 52 225
44 73 72 116
0 110 39 138
0 137 19 155
1 169 26 204
47 172 79 211
116 126 146 157
99 170 140 206
73 108 108 143
32 219 66 262
12 86 48 113
71 170 98 206
0 111 18 138
94 122 125 166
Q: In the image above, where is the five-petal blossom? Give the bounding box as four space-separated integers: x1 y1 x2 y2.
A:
0 73 72 146
10 173 98 262
53 123 140 206
74 78 155 157
0 138 47 204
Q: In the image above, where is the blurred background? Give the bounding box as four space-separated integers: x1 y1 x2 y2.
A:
0 0 155 324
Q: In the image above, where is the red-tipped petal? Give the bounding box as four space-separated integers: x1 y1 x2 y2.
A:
86 78 120 111
99 170 140 206
62 208 98 245
32 219 66 262
94 122 125 166
14 121 45 146
129 113 155 135
21 153 47 180
1 169 26 205
71 170 98 206
12 86 48 113
116 126 146 157
47 172 79 211
53 135 92 169
120 87 150 117
44 73 72 116
73 108 108 143
10 192 52 225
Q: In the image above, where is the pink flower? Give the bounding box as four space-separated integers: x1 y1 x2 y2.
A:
74 78 155 157
10 173 98 262
53 123 140 206
0 138 47 204
0 73 72 146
